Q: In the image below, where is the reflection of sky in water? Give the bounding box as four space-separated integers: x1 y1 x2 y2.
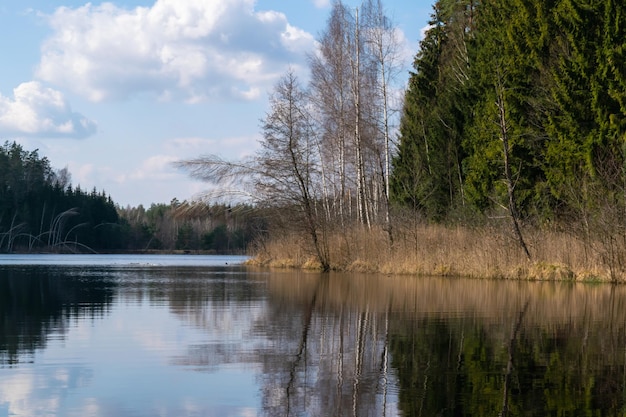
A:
0 260 404 417
0 254 249 267
0 294 262 417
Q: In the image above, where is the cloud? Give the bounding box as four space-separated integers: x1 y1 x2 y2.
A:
420 23 434 41
128 155 180 181
395 27 416 70
36 0 315 103
0 82 97 138
312 0 331 8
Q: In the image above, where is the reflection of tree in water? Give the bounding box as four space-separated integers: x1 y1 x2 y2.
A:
260 273 626 416
164 269 397 416
256 275 396 417
0 266 115 366
384 282 626 416
145 268 626 416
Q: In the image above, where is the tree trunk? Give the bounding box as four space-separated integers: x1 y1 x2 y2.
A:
496 78 531 260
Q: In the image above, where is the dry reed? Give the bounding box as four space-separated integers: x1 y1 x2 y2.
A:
247 221 624 282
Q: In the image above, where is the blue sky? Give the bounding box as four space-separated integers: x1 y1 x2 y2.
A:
0 0 432 207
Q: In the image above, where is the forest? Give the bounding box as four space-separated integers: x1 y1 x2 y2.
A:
389 0 626 278
0 141 254 253
392 0 626 238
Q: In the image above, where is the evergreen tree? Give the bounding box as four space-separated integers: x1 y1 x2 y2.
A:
463 0 547 218
543 0 603 211
0 141 123 252
391 0 473 219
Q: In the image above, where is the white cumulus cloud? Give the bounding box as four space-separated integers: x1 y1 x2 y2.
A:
36 0 316 102
0 81 97 138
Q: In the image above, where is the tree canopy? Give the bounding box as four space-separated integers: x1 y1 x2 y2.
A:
0 141 121 252
392 0 626 228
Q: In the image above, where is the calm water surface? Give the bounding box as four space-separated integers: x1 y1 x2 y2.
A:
1 254 626 416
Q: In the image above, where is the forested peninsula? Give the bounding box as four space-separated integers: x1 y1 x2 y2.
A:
179 0 626 282
3 0 626 282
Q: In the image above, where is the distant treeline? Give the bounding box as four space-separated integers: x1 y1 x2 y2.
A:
117 200 263 253
0 141 260 253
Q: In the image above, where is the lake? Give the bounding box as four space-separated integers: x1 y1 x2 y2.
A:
1 254 626 416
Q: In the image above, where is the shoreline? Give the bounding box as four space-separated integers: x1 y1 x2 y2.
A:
245 224 622 283
245 257 597 282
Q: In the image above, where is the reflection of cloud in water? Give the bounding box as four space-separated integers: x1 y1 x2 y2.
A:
1 267 403 416
0 363 258 417
0 372 35 415
0 365 93 417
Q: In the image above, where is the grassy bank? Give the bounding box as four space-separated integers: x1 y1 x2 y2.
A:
246 223 624 282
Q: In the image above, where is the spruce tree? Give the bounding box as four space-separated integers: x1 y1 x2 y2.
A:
391 0 473 219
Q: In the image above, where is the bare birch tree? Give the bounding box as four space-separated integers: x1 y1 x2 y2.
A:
351 6 372 228
176 71 330 270
362 0 403 243
309 1 355 224
260 71 330 270
310 0 401 233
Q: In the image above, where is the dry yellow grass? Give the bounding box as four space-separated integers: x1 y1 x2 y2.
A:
247 221 626 282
